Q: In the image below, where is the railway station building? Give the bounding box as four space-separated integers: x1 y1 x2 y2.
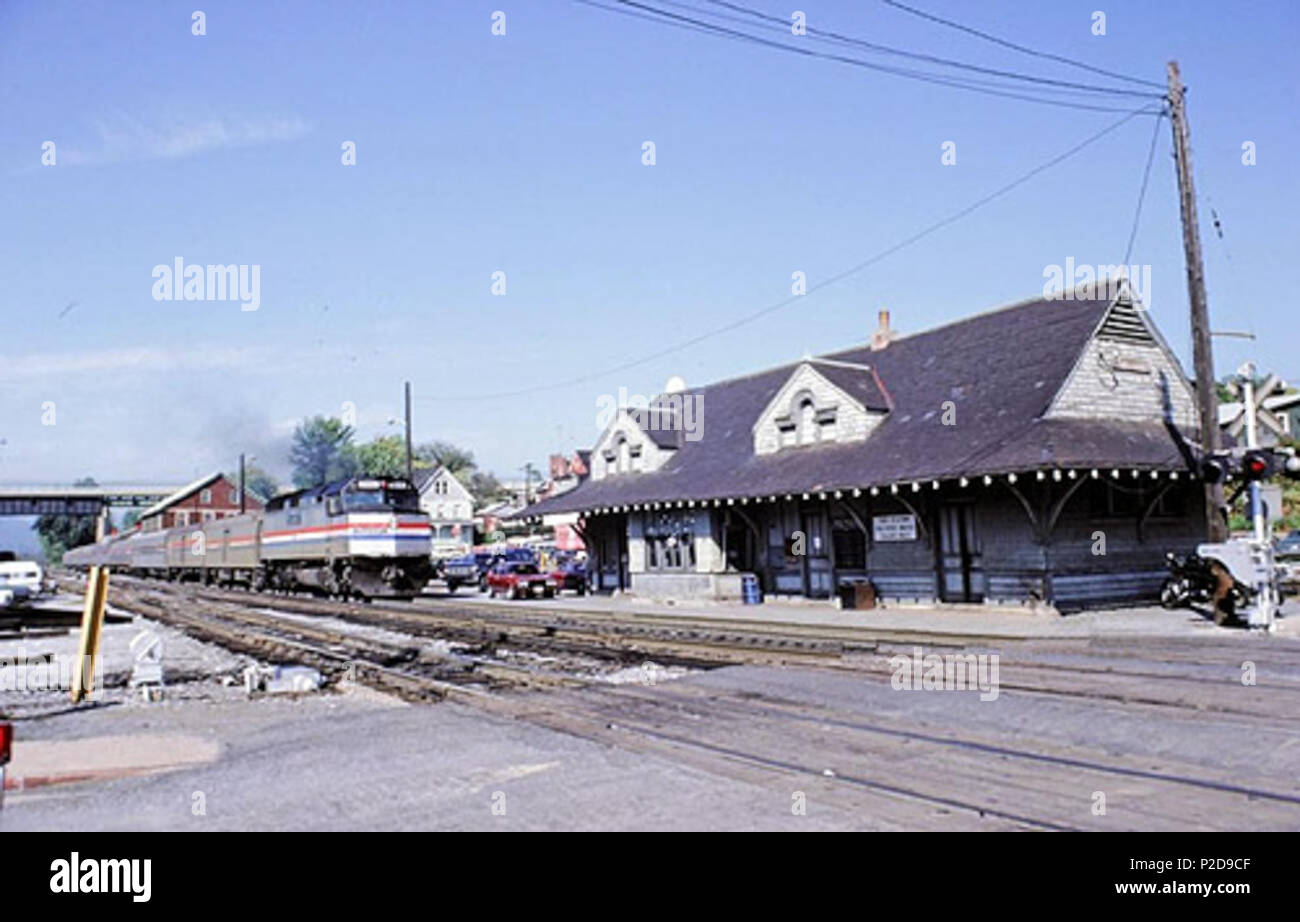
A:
520 283 1210 611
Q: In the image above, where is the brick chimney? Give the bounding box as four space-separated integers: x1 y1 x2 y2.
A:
871 308 894 351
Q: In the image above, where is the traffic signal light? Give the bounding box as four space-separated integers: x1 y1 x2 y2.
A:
1200 454 1233 484
1241 450 1273 481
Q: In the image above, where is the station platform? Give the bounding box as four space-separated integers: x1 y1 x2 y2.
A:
422 584 1300 641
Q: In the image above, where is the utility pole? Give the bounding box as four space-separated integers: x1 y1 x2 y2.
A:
404 381 414 483
521 462 535 506
1167 61 1225 541
1240 368 1266 543
239 453 247 514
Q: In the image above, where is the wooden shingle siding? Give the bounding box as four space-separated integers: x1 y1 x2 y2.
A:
986 571 1049 603
1051 571 1167 610
591 414 674 480
753 363 882 456
869 571 939 601
1047 303 1198 430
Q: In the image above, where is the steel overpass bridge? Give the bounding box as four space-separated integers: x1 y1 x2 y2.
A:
0 483 186 541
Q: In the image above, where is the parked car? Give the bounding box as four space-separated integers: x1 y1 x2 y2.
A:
0 559 44 608
477 548 538 592
486 562 554 600
1275 530 1300 592
440 554 484 594
1275 530 1300 556
549 559 589 595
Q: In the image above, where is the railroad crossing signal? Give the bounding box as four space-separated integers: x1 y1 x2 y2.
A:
1200 447 1300 484
1241 450 1273 481
1224 372 1289 442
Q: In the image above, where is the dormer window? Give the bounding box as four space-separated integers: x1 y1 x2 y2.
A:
773 389 837 448
799 399 817 444
602 435 644 475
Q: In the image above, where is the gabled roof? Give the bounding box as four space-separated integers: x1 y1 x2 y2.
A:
414 465 473 501
523 289 1194 517
413 465 454 491
138 471 225 520
805 360 893 412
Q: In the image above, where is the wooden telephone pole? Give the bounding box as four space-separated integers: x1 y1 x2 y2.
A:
404 381 414 483
1167 61 1225 541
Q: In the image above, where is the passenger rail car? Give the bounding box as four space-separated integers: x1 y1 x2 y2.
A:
64 476 434 599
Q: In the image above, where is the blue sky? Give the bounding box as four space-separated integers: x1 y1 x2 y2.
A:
1 0 1296 490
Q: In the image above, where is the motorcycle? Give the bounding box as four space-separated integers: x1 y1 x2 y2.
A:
1161 550 1249 624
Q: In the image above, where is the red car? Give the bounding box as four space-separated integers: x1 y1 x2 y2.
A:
486 562 555 600
548 560 589 595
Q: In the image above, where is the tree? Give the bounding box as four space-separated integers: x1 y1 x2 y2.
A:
33 477 99 563
354 435 408 478
290 416 357 487
467 471 510 508
415 441 476 478
244 465 280 502
225 465 280 502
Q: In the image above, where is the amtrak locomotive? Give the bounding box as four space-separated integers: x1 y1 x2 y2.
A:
64 476 434 599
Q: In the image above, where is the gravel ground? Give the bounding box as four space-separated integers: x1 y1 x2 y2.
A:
1 594 253 721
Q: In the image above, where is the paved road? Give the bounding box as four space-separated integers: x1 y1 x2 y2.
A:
1 683 864 831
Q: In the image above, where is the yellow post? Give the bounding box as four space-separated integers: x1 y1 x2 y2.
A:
71 566 109 704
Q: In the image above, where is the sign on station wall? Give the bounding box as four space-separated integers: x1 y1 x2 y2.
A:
872 513 917 542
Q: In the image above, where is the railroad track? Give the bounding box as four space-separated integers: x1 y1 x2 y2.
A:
98 576 861 669
62 574 1300 721
57 573 1300 829
520 681 1300 830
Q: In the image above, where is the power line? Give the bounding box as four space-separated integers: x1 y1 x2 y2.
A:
1123 107 1167 266
880 0 1167 90
419 103 1160 403
700 0 1161 98
576 0 1159 113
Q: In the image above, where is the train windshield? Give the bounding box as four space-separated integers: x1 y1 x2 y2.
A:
342 479 422 513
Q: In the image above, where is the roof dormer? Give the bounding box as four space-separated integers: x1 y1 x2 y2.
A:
753 362 888 456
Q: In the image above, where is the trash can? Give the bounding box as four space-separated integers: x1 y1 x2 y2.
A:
740 573 763 605
838 578 875 610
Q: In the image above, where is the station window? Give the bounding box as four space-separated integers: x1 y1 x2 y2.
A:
200 489 212 504
645 511 695 571
1088 481 1144 519
831 508 866 569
